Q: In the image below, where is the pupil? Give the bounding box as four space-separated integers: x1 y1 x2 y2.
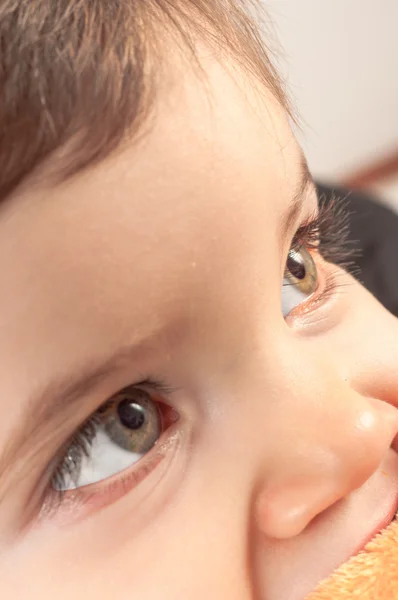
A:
117 399 146 430
287 252 306 280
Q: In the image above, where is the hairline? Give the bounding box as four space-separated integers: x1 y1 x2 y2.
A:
0 0 292 203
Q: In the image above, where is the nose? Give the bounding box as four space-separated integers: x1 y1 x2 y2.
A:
252 349 398 540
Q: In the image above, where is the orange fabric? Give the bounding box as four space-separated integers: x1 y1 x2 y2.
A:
306 516 398 599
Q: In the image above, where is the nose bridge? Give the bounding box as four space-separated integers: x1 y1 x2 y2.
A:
245 337 355 452
327 275 398 404
349 312 398 407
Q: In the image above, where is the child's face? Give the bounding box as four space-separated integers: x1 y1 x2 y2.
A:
1 55 398 600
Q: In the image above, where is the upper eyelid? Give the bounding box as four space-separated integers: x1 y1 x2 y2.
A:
278 160 316 257
0 377 175 512
0 342 172 496
291 212 322 250
280 196 319 278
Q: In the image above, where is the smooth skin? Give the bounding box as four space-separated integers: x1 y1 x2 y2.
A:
1 48 398 600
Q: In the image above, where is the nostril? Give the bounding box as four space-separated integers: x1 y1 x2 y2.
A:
392 433 398 454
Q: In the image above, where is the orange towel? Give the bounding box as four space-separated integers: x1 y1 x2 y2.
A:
306 516 398 599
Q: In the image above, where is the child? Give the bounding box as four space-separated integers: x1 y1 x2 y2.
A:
0 2 397 599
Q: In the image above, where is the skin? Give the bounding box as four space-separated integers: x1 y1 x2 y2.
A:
0 48 398 600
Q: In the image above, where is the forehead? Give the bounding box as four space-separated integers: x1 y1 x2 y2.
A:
0 56 301 387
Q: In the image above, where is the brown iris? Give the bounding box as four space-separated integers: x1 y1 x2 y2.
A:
285 247 318 295
99 388 161 454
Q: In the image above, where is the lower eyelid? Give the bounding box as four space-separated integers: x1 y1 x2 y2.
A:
37 423 181 527
286 256 339 322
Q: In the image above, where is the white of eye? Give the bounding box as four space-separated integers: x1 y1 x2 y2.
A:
281 247 319 317
281 278 310 317
56 426 143 491
54 388 163 491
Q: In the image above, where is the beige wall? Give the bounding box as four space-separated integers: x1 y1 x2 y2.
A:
266 0 398 180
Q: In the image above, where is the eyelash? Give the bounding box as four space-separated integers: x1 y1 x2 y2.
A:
43 378 176 516
292 192 355 268
287 192 356 305
42 196 353 517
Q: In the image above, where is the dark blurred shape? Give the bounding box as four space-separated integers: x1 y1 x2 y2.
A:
317 183 398 318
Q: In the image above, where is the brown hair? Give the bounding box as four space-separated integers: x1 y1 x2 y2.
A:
0 0 289 203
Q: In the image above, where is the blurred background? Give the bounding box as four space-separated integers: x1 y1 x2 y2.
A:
265 0 398 212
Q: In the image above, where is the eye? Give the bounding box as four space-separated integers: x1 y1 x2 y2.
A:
53 387 172 491
281 246 319 317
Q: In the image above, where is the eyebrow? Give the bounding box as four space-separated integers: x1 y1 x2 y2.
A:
279 152 314 246
0 153 315 489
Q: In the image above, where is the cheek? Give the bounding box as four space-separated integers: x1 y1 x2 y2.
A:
324 277 396 364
